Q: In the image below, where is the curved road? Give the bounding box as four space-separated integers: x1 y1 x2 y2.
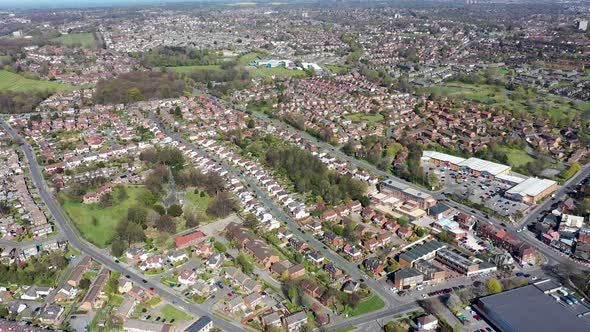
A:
0 118 245 331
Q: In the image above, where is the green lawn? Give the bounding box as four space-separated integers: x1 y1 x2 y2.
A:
51 32 96 48
325 65 350 74
161 304 192 321
499 147 535 167
166 64 223 74
249 67 307 79
60 187 149 247
0 70 77 92
428 81 590 122
349 295 385 317
238 51 268 65
344 112 384 125
183 188 212 218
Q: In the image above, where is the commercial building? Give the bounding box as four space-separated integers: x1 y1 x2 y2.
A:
379 179 436 210
505 177 557 204
123 319 174 332
185 316 213 332
476 284 590 332
399 241 446 267
422 151 511 178
435 249 497 276
414 259 447 283
579 20 588 31
392 267 424 289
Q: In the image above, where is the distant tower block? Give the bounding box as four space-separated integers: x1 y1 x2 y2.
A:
578 20 588 31
302 12 308 18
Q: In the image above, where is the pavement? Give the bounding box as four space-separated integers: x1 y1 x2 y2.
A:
0 118 245 332
148 112 423 325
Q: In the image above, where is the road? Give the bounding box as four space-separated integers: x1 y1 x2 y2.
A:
0 118 245 332
148 113 422 320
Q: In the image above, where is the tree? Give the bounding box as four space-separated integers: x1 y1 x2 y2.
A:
243 213 260 231
116 187 129 201
185 213 204 229
486 278 503 294
156 214 177 234
167 204 183 217
99 192 114 208
127 206 148 225
117 219 146 245
213 241 227 252
207 192 237 218
79 278 91 289
236 254 254 274
111 239 127 257
92 216 99 226
288 286 299 304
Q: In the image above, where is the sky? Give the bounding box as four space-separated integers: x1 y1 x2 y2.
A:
0 0 215 10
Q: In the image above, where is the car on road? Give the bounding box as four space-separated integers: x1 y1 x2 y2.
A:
150 287 155 291
227 293 233 297
114 259 119 263
142 279 147 283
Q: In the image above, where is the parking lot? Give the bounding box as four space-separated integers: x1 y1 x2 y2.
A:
425 165 530 218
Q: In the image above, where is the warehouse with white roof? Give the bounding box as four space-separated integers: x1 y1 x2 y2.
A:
422 151 511 177
505 177 558 204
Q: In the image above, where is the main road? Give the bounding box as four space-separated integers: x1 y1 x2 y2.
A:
148 113 421 316
0 118 245 331
219 98 590 271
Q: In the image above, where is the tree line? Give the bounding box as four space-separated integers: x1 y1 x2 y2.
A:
0 91 52 114
93 71 187 105
264 145 366 205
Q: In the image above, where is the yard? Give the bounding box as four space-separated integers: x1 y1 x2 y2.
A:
51 32 96 48
183 188 212 219
349 294 385 317
0 70 77 92
238 51 268 65
60 186 149 247
160 304 192 322
344 112 384 125
499 147 535 167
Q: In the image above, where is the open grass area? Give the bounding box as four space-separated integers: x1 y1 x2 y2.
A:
325 64 350 74
349 295 385 317
161 304 192 321
60 186 149 247
183 188 212 219
166 64 223 74
238 51 268 65
428 81 590 122
0 70 77 92
51 32 96 48
344 112 384 125
249 67 307 79
499 147 535 167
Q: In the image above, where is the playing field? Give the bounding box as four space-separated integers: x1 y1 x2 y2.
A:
166 64 223 74
0 70 77 92
349 294 385 316
499 147 535 167
60 187 149 247
249 67 307 79
344 112 384 125
51 32 96 48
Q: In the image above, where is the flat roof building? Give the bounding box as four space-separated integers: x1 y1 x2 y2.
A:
477 284 590 332
380 179 436 210
505 177 558 204
399 241 446 267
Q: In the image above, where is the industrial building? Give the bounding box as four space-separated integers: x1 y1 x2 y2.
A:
476 283 590 332
379 179 436 210
399 241 446 267
505 177 558 204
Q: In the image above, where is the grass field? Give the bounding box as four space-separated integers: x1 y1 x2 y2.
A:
0 70 77 92
500 147 535 167
249 67 307 79
237 51 268 65
325 65 350 74
183 188 212 219
51 32 96 48
344 112 384 125
60 187 149 247
161 304 192 321
166 64 223 74
349 295 385 317
428 81 590 122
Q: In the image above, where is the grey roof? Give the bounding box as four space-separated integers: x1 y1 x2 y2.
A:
394 267 423 279
399 241 445 263
185 316 212 332
478 285 590 332
429 203 450 215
